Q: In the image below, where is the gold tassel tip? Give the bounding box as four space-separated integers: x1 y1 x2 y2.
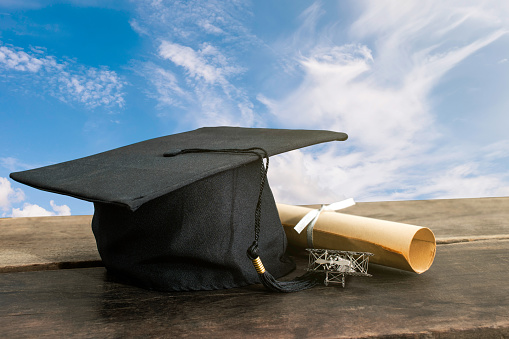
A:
251 256 266 274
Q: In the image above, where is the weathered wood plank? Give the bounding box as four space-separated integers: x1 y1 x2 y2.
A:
0 215 98 272
0 240 508 338
1 197 509 337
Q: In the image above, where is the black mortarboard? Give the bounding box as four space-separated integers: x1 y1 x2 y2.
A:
10 127 347 291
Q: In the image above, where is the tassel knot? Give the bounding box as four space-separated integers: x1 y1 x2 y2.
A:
247 241 259 260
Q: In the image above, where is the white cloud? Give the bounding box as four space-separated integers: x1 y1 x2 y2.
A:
51 67 126 108
129 19 149 36
0 177 25 211
11 203 55 217
198 20 224 35
0 43 126 109
422 164 509 198
263 0 509 204
0 45 44 72
49 200 71 216
158 41 246 88
0 177 71 218
159 41 227 85
10 200 71 218
268 150 343 205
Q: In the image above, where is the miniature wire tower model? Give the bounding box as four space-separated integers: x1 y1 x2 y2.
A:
306 249 374 287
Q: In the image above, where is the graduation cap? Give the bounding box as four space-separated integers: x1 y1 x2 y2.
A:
10 127 347 292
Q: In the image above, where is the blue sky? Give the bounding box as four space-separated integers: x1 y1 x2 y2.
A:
1 0 508 217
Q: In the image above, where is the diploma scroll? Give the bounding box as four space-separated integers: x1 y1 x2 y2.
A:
277 203 436 273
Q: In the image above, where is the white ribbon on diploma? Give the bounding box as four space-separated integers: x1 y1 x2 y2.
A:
293 198 356 235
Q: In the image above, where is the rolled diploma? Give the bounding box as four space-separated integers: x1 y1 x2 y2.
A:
277 203 436 273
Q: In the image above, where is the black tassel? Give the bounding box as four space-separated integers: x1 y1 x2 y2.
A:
247 242 320 292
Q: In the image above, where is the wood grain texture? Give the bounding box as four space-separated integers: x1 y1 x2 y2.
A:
1 197 508 337
0 241 508 338
0 215 98 272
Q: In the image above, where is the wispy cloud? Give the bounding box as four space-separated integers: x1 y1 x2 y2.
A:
0 0 43 9
0 157 34 172
134 0 252 43
0 43 126 109
159 41 244 86
131 0 258 127
133 62 189 108
263 0 509 204
409 163 509 199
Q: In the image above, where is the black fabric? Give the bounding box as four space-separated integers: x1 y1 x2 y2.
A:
10 127 347 211
9 127 348 291
92 160 294 291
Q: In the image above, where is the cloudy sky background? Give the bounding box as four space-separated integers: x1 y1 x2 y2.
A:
1 0 508 217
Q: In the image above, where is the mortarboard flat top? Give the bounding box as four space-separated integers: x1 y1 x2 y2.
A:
10 127 347 211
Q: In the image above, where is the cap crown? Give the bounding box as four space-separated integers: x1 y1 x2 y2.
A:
93 160 293 291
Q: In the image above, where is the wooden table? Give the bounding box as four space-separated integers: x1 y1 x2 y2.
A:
1 197 508 338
